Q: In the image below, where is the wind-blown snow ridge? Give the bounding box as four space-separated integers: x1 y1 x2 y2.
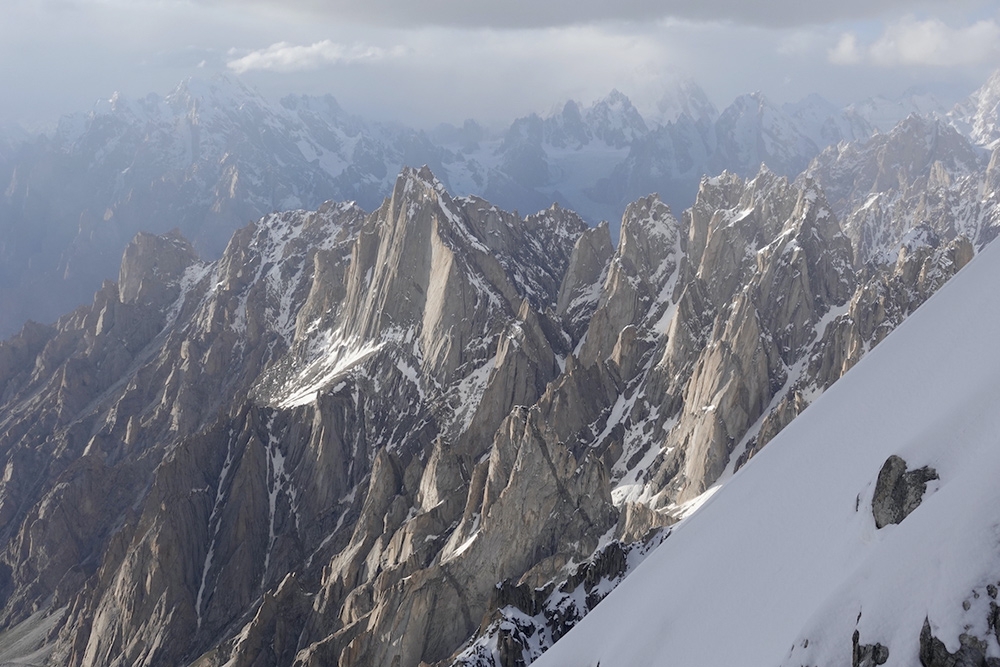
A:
535 232 1000 667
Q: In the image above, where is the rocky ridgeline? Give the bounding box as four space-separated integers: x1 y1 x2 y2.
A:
0 77 449 339
0 113 999 667
12 69 999 341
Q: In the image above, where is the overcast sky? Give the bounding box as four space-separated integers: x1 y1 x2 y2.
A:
2 0 999 130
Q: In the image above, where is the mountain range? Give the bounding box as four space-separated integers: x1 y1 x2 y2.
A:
1 72 991 339
0 65 999 665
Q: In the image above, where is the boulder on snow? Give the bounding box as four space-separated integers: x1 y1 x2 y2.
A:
852 629 889 667
918 617 1000 667
871 455 938 529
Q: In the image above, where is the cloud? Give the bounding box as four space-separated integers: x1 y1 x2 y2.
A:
0 0 994 130
226 40 406 73
831 17 1000 67
198 0 986 30
871 17 1000 66
828 33 864 65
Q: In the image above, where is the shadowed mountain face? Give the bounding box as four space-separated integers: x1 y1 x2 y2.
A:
0 97 998 667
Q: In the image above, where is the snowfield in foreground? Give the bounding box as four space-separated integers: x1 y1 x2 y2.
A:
535 233 1000 666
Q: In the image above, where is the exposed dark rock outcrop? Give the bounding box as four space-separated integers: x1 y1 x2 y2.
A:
919 618 1000 667
853 629 890 667
872 455 939 529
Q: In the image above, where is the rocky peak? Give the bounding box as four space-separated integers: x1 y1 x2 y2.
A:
163 74 263 118
357 167 576 316
341 166 453 321
653 76 719 126
617 195 682 280
737 166 796 242
543 101 591 149
782 93 873 149
810 114 982 217
789 179 838 237
520 203 590 307
276 166 586 406
585 89 648 148
713 92 818 178
556 221 615 342
692 170 796 309
578 195 682 370
687 170 746 269
118 230 198 308
757 180 854 358
501 113 544 148
882 115 981 183
807 112 995 268
949 67 1000 149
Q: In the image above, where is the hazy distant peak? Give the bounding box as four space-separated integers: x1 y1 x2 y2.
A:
949 68 1000 150
715 91 781 127
596 88 631 107
559 99 584 122
279 92 345 116
783 92 840 117
780 93 873 150
846 88 952 134
653 77 719 126
163 74 264 113
585 89 648 147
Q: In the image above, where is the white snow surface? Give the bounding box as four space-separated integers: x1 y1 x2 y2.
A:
535 236 1000 666
277 335 382 408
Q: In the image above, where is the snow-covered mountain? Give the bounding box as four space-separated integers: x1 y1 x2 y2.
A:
533 212 1000 667
438 90 648 226
847 86 957 133
0 76 449 338
650 76 720 126
713 92 826 176
805 113 995 266
782 93 873 149
949 69 1000 150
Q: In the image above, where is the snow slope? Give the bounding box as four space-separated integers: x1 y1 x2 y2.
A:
534 232 1000 666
